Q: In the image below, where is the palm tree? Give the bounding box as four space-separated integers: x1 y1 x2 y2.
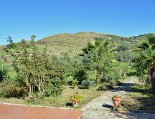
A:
134 37 155 93
81 40 116 83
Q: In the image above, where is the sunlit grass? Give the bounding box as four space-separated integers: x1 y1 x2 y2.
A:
0 86 102 108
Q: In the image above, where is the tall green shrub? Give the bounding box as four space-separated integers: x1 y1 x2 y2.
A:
5 36 63 97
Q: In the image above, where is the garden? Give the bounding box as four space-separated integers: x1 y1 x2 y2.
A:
0 35 155 113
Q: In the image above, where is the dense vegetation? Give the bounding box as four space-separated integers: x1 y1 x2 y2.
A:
133 36 155 92
0 32 155 108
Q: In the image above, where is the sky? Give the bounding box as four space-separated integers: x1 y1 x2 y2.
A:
0 0 155 45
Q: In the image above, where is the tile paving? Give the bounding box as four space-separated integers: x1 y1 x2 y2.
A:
0 103 83 119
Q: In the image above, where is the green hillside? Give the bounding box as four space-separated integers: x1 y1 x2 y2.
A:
38 32 155 56
0 32 155 58
37 32 128 57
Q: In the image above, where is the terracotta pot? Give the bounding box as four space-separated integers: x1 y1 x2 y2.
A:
112 97 122 108
72 101 79 107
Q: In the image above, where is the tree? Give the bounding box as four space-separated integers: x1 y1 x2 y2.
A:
6 36 15 48
80 39 117 83
0 62 8 82
6 36 63 97
6 36 13 44
133 37 155 93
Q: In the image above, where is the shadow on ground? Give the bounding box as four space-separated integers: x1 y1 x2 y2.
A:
102 104 113 109
112 82 136 92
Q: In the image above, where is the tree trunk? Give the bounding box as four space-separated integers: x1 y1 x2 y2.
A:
29 85 32 97
150 66 155 93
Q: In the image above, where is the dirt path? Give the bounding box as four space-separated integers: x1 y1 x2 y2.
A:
80 76 155 119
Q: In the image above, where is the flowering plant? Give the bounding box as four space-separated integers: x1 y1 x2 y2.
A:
70 91 83 107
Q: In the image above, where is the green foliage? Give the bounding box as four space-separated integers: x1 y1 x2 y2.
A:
79 39 120 83
6 36 15 49
81 80 90 89
77 70 97 88
64 75 74 85
72 39 132 87
97 83 113 91
104 68 120 81
132 36 155 93
51 53 78 85
72 79 79 89
44 80 63 97
2 32 152 100
5 37 64 97
133 37 155 79
117 51 134 62
74 69 86 84
0 81 26 98
85 70 97 81
0 63 8 81
116 42 135 62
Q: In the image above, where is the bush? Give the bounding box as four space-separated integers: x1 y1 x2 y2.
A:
65 75 74 86
85 70 97 81
0 64 8 82
0 81 26 98
97 83 113 91
80 80 90 89
75 70 86 84
44 80 63 97
104 70 120 82
44 84 62 97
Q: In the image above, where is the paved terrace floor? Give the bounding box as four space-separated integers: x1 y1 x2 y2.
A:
0 103 83 119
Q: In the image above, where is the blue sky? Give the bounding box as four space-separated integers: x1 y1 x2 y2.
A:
0 0 155 45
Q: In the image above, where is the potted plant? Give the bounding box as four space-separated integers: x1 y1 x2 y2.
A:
70 92 83 107
112 95 122 108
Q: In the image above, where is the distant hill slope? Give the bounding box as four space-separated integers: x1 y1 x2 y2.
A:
39 32 126 43
0 45 4 49
1 32 155 58
38 32 128 57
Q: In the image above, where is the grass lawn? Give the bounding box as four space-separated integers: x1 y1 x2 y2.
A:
0 86 102 108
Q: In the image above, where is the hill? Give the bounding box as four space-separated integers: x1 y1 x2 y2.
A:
37 32 128 57
1 32 155 58
0 45 4 49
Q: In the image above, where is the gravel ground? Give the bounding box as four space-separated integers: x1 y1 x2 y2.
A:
80 77 155 119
